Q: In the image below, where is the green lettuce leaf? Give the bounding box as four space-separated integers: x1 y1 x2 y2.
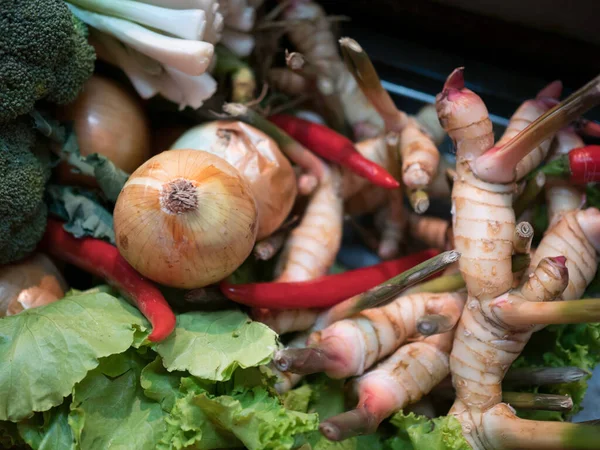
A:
140 357 186 412
18 403 76 450
155 310 278 382
69 350 166 450
46 184 115 244
386 412 470 450
140 356 317 450
0 292 149 421
283 385 312 413
193 385 318 450
294 376 386 450
514 322 600 420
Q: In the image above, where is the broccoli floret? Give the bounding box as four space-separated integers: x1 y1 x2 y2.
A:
0 119 52 264
0 0 96 122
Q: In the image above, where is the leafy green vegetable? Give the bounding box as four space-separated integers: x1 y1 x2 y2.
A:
0 0 96 122
155 310 278 382
31 111 129 202
196 387 318 450
289 376 386 450
18 403 76 450
69 350 166 450
46 184 115 243
0 117 52 264
140 357 185 412
140 356 317 450
0 292 148 421
514 322 600 419
586 184 600 210
283 385 313 413
386 412 470 450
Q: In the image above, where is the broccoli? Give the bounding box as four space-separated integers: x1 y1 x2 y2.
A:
0 0 96 122
0 119 52 264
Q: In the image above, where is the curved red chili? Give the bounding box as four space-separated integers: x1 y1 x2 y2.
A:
219 249 440 309
40 219 176 342
268 113 399 189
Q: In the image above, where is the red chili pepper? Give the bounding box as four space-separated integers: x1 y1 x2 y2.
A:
219 249 440 309
268 113 399 189
40 219 176 342
568 145 600 184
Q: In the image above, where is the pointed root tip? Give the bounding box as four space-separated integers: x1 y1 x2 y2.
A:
443 67 465 92
339 37 362 52
320 422 342 441
579 119 600 137
414 198 430 214
445 250 461 264
548 255 567 268
516 221 534 238
273 351 292 371
417 319 438 336
536 95 560 109
537 80 563 100
568 367 593 381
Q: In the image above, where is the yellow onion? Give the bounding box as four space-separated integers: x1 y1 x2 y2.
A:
113 149 258 289
0 253 68 317
57 75 151 186
171 120 297 239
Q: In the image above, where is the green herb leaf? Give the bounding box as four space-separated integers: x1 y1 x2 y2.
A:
155 310 278 382
514 322 600 419
283 385 313 413
140 356 190 413
301 375 386 450
387 412 470 450
18 403 76 450
69 350 166 450
46 185 115 243
0 293 149 421
193 386 318 450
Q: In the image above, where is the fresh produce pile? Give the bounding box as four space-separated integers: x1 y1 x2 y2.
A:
2 0 600 449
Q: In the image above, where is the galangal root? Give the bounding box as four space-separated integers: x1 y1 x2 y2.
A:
436 67 600 450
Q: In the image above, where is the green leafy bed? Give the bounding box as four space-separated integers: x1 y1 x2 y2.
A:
0 288 469 450
1 284 599 450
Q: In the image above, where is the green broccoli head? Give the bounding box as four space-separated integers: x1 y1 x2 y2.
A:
0 119 52 264
0 0 96 123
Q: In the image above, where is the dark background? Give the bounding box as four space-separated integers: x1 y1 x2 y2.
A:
302 0 600 121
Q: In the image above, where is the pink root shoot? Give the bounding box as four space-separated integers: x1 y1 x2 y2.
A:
443 67 465 92
536 80 563 100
